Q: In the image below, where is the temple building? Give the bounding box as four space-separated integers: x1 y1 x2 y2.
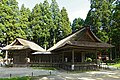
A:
2 27 113 70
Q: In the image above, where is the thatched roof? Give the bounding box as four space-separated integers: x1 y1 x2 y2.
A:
66 41 113 48
47 27 114 51
2 38 46 52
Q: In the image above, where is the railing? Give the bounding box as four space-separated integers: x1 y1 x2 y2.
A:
28 62 97 71
29 62 60 67
59 62 97 71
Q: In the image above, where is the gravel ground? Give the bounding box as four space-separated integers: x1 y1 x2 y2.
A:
0 67 57 78
0 67 120 80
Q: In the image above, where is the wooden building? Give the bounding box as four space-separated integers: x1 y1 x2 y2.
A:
2 27 113 70
2 38 46 66
46 27 114 70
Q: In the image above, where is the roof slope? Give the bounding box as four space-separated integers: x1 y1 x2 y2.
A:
47 27 85 51
47 27 114 51
2 38 46 52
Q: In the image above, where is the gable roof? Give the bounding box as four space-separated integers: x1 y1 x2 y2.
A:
47 27 114 51
2 38 46 52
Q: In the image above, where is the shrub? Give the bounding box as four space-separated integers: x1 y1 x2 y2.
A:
105 60 115 64
114 58 120 63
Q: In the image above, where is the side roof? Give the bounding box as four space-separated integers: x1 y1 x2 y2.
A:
2 38 46 52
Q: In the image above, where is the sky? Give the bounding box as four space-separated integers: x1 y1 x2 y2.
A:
17 0 90 22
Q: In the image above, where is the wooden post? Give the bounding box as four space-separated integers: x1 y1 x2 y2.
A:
39 56 41 63
50 55 52 63
5 51 8 64
5 37 8 64
81 52 85 62
72 49 74 64
109 48 112 60
62 52 64 62
72 49 75 70
95 50 97 64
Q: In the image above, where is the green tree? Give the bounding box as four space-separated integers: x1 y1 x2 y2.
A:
19 4 31 39
85 0 113 42
61 7 72 37
0 1 6 43
111 0 120 58
30 3 43 45
41 0 53 49
50 0 62 45
0 0 20 44
72 18 84 32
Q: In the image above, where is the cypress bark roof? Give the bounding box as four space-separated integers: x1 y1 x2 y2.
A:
47 27 114 51
2 38 46 52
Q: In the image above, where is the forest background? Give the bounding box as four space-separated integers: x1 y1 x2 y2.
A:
0 0 119 59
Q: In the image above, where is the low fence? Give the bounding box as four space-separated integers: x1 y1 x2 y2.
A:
28 62 98 71
59 63 97 71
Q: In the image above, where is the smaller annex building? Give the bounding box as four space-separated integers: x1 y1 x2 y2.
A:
2 38 46 66
2 27 113 70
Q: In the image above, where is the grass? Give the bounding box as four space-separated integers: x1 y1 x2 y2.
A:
0 76 31 80
111 63 120 68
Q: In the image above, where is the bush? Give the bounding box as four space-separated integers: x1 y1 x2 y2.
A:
105 60 115 64
114 58 120 63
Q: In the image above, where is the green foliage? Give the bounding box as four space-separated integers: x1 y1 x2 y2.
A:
105 60 115 64
19 4 31 40
72 18 84 32
111 63 120 68
85 0 114 42
61 7 72 37
0 52 3 58
114 58 120 63
85 58 92 62
50 0 63 45
85 0 120 59
0 76 31 80
0 0 28 44
110 0 120 58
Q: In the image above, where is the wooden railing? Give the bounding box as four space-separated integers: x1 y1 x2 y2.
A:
29 62 97 71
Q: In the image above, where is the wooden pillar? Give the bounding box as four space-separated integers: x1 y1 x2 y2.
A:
109 48 112 60
62 52 64 62
39 55 41 63
95 50 97 64
81 52 85 62
5 51 8 59
5 51 8 64
71 49 75 70
72 49 74 64
50 55 52 63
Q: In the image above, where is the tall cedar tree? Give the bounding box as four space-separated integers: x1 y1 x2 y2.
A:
0 0 7 43
0 0 21 44
61 7 72 38
31 3 43 45
85 0 117 59
41 0 53 49
72 18 84 32
85 0 113 42
19 4 31 39
111 0 120 58
50 0 62 45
